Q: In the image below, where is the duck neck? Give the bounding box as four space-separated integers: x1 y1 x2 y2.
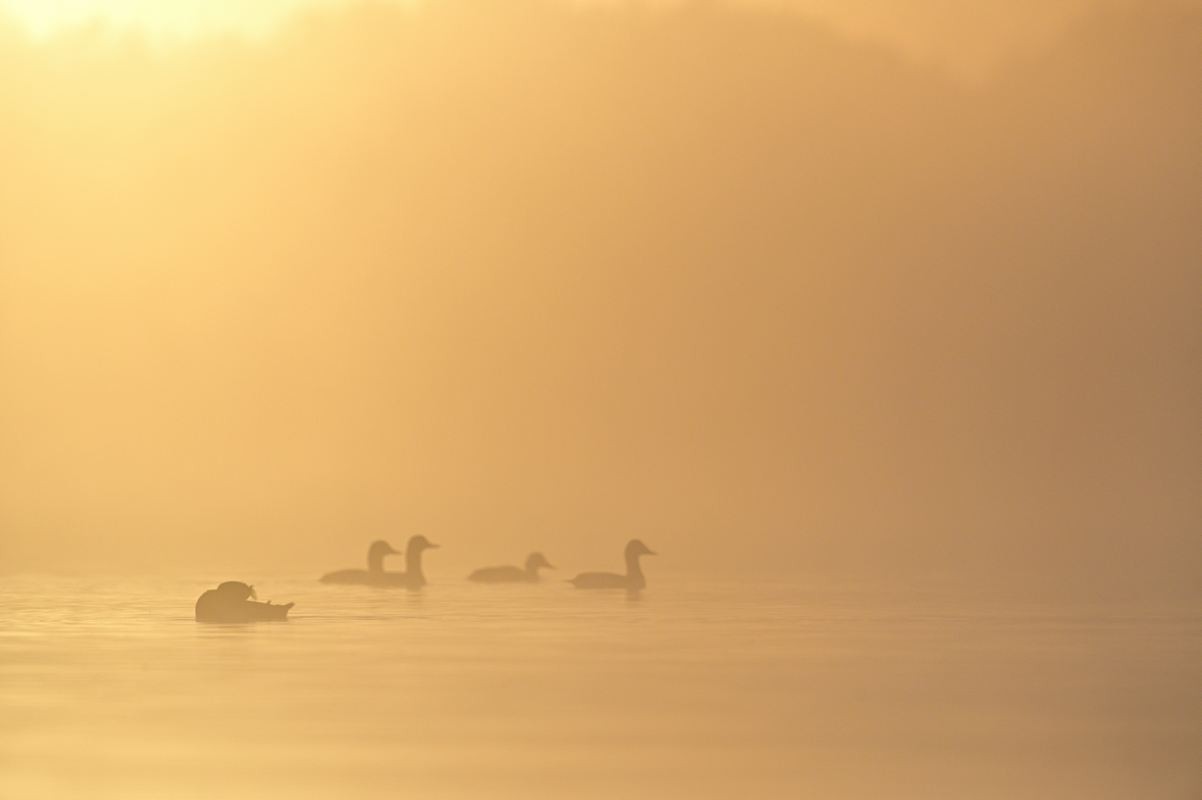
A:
525 559 540 579
368 551 388 574
625 552 645 588
406 549 425 583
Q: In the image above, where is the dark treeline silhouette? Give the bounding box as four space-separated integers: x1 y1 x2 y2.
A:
0 2 1198 594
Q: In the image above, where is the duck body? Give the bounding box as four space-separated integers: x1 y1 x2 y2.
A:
195 581 293 623
238 600 294 621
468 552 554 584
569 540 656 590
320 536 439 589
318 568 370 585
568 571 641 590
468 565 527 583
320 569 422 588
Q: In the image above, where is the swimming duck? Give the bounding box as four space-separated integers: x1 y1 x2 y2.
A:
320 536 439 588
468 552 555 583
568 539 656 590
195 581 293 623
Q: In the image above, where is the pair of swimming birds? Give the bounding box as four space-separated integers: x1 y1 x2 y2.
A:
320 536 657 590
194 538 656 622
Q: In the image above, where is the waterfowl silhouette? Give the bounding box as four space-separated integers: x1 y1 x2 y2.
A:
568 539 656 590
195 581 293 623
320 536 439 588
468 552 555 583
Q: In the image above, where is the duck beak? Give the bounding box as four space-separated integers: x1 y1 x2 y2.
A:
646 549 657 556
426 542 440 549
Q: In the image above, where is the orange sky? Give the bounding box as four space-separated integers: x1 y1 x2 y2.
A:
0 1 1198 593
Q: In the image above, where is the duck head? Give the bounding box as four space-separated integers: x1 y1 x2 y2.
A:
367 540 400 572
216 580 256 600
525 552 555 573
625 539 657 559
406 534 439 555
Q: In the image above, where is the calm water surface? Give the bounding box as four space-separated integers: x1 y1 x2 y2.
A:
1 574 1199 799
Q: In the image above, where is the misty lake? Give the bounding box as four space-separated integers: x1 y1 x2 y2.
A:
1 574 1198 799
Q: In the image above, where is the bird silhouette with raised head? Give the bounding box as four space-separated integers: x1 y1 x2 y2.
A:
195 581 293 622
468 552 555 583
320 536 439 588
568 539 657 590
